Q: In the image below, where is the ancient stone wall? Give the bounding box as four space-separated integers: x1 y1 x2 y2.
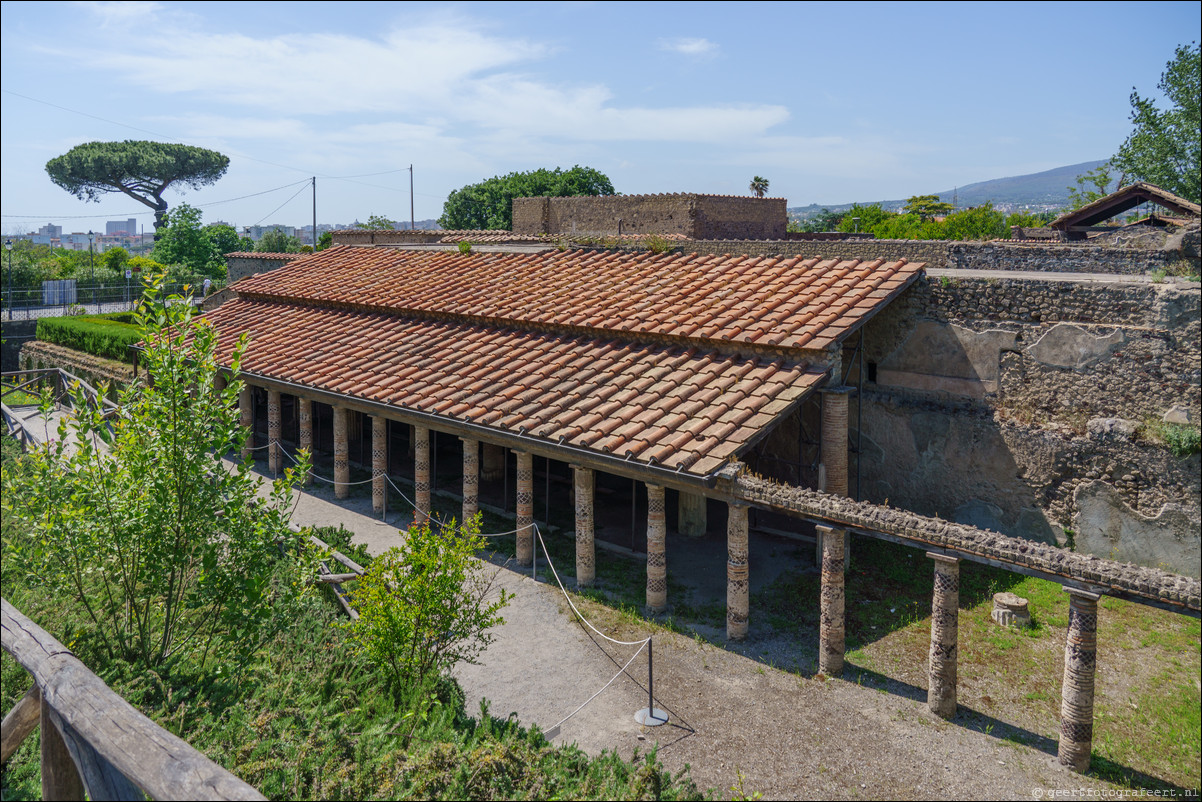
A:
834 276 1201 576
694 196 787 239
512 194 785 238
19 340 133 399
226 254 303 283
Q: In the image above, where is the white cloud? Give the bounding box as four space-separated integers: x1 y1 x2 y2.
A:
51 20 782 147
657 37 718 56
72 1 163 28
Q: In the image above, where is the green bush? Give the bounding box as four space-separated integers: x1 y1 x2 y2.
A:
1149 420 1202 457
36 313 143 363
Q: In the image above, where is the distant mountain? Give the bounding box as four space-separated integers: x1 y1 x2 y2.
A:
789 160 1114 218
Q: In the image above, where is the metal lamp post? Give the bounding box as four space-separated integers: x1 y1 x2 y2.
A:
87 230 95 311
5 238 12 321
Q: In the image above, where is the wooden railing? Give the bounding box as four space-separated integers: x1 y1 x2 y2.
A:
1 598 265 801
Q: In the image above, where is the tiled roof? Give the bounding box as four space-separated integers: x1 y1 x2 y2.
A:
234 247 921 356
204 298 824 475
208 248 922 479
436 231 551 243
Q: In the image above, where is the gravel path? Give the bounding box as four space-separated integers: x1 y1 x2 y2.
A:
256 465 1117 800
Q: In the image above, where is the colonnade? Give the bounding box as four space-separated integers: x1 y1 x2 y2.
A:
236 378 1105 772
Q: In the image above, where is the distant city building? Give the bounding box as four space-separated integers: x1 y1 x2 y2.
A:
106 218 138 236
242 224 296 241
38 223 62 238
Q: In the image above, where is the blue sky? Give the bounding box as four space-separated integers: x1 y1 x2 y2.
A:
2 0 1198 233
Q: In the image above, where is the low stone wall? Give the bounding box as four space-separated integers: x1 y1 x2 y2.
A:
670 238 1171 274
19 341 134 398
732 473 1200 613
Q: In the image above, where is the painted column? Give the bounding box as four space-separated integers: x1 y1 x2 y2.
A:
927 553 961 718
267 388 281 474
461 438 480 524
238 384 253 461
678 491 707 537
727 502 750 640
414 424 431 525
516 451 534 565
371 415 387 513
646 484 667 613
297 397 312 485
817 524 846 676
333 405 349 499
820 386 851 497
573 465 595 586
1058 588 1102 773
482 443 505 481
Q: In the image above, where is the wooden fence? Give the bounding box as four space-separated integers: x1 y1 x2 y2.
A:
1 598 265 801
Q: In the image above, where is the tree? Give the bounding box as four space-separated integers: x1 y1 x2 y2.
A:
1111 43 1200 203
439 166 615 230
357 214 395 230
903 195 954 221
46 141 230 237
316 231 333 251
1 278 310 670
204 223 245 260
749 176 770 198
1065 163 1121 211
836 203 895 234
256 228 302 253
152 203 217 274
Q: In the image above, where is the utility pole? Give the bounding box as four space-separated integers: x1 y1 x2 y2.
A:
409 164 415 231
312 177 317 249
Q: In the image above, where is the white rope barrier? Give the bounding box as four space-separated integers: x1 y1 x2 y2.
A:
534 523 651 648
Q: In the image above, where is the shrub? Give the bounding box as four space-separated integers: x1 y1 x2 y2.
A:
457 240 473 254
4 277 312 671
344 516 510 692
36 313 144 363
1148 420 1202 457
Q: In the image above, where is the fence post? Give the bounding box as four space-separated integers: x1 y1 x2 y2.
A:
41 701 84 800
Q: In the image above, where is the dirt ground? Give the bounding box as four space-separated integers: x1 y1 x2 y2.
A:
263 470 1146 801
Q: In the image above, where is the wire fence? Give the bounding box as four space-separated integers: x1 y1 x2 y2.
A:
1 279 222 321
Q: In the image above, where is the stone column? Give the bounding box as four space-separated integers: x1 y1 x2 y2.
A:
239 384 253 461
573 465 595 586
297 397 312 485
818 524 846 676
1058 588 1102 773
267 388 281 474
927 553 961 718
414 425 431 525
482 443 504 481
646 484 667 613
678 491 707 537
727 503 750 640
516 451 534 565
461 438 479 524
333 406 349 499
371 415 386 513
213 373 227 394
820 386 851 497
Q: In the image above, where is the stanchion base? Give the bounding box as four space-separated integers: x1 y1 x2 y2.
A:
635 707 668 726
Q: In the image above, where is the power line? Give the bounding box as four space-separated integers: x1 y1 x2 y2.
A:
253 182 311 226
2 179 314 221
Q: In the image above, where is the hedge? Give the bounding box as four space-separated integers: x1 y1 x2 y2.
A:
36 313 143 364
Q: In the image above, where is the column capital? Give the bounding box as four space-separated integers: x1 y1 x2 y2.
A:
816 524 846 536
926 552 961 565
1062 586 1102 602
820 384 854 396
